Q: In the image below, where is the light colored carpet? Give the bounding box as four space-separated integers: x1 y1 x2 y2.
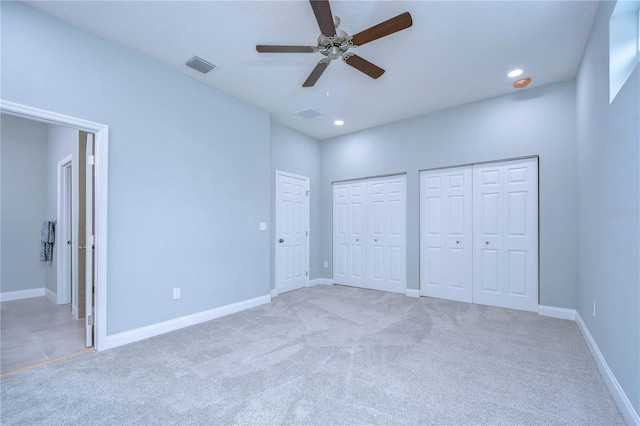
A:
0 285 623 425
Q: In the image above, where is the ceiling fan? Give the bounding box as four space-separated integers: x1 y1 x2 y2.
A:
256 0 412 87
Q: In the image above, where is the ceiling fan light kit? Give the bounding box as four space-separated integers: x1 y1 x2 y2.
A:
256 0 413 87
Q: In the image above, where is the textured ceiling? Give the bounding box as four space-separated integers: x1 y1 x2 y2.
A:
24 1 599 140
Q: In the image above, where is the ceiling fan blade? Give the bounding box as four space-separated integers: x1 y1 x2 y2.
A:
303 59 330 87
256 45 317 53
343 54 385 79
309 0 336 37
350 12 413 46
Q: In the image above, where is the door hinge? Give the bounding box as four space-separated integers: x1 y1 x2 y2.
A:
306 271 308 277
306 231 308 237
87 315 94 326
88 155 95 166
306 190 309 196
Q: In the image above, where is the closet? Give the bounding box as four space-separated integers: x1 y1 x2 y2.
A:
420 158 538 312
333 174 407 294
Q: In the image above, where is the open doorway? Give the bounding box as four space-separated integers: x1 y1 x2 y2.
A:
0 100 108 373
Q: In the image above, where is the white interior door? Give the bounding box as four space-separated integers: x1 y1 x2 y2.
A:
367 175 406 294
333 181 366 288
472 158 538 311
420 167 472 302
85 133 94 347
275 171 309 294
333 175 406 293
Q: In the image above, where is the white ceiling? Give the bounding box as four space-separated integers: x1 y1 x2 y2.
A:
24 1 599 140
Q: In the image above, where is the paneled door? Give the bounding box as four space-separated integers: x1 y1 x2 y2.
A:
473 158 538 311
333 180 367 288
333 175 407 294
275 171 309 294
420 167 473 302
367 176 407 294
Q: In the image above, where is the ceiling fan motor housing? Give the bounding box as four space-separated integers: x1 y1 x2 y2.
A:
317 26 351 60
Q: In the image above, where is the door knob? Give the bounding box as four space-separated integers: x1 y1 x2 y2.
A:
278 239 284 243
456 241 460 244
374 239 378 242
356 238 359 242
485 241 489 245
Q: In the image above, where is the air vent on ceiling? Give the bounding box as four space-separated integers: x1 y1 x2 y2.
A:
295 107 324 119
185 56 216 74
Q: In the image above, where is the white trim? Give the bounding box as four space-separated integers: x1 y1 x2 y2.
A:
101 294 271 350
0 288 45 302
405 289 420 298
56 155 73 305
537 305 576 320
270 288 279 298
45 288 57 303
576 313 640 425
308 278 333 287
72 304 78 318
1 100 109 351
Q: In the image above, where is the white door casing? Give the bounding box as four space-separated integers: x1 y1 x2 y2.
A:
85 133 95 347
333 174 407 294
56 156 73 305
420 167 473 302
472 158 538 312
275 171 309 294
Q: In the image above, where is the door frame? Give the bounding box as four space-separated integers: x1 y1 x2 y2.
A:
274 170 310 296
56 155 73 306
1 100 109 351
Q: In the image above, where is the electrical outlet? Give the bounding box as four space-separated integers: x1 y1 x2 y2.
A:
592 301 596 318
173 287 181 300
324 261 328 268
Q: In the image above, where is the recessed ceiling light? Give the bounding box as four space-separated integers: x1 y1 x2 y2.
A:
334 120 344 126
508 69 524 78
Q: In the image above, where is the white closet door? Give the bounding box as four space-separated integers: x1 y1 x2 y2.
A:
473 158 538 312
420 167 472 302
333 181 366 288
333 175 406 293
367 175 406 294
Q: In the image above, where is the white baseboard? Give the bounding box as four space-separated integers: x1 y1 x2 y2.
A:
0 288 45 302
101 294 272 351
405 289 420 298
45 288 57 303
308 278 333 287
537 305 576 320
576 312 640 425
270 288 278 298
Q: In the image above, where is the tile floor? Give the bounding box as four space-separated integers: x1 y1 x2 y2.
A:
1 296 87 373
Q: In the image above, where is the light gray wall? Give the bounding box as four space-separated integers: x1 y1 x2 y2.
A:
270 122 322 288
2 2 271 335
320 80 578 309
44 124 78 295
1 114 48 293
576 0 639 414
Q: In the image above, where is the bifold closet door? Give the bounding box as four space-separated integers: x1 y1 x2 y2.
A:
473 158 538 312
333 181 367 288
367 175 407 294
420 167 473 302
333 175 406 293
